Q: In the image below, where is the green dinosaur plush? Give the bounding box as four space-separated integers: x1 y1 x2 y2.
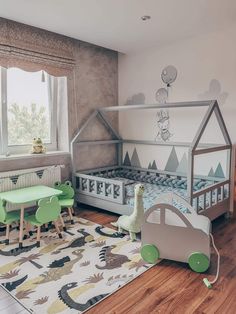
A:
54 181 75 200
111 184 145 241
30 137 46 154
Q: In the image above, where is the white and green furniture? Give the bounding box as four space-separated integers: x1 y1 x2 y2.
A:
141 193 211 273
24 196 62 247
54 181 75 228
0 199 22 245
0 185 62 247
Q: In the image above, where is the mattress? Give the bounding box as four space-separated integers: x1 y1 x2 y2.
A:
124 181 189 212
124 181 226 214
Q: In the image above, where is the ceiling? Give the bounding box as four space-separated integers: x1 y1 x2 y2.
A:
0 0 235 53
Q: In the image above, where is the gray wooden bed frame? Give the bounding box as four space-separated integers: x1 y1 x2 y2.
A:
71 100 232 221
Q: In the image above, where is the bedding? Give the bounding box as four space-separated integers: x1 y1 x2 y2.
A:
92 168 225 213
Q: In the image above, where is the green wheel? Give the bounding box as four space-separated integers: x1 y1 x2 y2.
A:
188 252 210 273
141 244 159 264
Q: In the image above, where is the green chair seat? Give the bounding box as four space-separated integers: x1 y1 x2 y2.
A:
0 199 29 245
4 211 21 224
24 214 41 226
54 181 75 226
59 199 74 208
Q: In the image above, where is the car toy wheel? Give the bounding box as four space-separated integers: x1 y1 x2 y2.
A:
188 252 210 273
141 244 159 264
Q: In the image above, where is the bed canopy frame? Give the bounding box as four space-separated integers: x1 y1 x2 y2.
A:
71 100 232 219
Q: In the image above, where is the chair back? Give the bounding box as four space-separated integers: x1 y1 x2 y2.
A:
36 196 61 224
0 199 7 223
54 181 75 200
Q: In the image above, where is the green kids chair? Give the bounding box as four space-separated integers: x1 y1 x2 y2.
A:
0 198 22 245
24 196 62 247
54 181 75 228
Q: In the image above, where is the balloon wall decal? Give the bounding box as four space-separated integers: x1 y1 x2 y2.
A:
161 65 178 87
155 65 178 141
155 87 168 104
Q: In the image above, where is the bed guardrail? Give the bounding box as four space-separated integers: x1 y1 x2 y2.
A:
76 173 125 204
192 179 230 214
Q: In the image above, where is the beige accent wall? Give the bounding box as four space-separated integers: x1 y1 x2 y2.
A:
0 18 118 178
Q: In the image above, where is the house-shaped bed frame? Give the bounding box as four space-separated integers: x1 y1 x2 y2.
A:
71 100 232 221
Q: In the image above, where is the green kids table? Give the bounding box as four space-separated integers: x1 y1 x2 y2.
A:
0 185 62 248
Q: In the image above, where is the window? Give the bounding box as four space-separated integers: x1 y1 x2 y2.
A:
0 67 58 154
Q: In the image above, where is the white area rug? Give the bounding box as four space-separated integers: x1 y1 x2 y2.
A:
0 217 152 313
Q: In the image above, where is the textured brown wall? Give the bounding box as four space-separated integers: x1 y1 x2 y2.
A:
70 41 118 170
0 18 118 177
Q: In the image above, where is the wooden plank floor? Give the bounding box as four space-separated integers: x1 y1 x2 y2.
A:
78 205 236 314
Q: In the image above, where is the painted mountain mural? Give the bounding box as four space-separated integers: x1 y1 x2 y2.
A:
165 147 179 172
123 146 224 179
214 163 225 178
148 160 158 170
208 167 215 177
130 148 141 167
123 151 131 166
176 153 188 174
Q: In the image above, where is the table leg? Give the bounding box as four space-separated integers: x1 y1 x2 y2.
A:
59 214 67 231
19 205 24 248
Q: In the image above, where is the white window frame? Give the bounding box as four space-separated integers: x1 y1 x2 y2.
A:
0 68 58 155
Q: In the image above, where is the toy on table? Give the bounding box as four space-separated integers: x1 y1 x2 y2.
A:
141 193 220 289
30 137 46 154
111 183 144 241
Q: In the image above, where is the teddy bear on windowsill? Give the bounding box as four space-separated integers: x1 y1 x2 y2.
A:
30 137 46 154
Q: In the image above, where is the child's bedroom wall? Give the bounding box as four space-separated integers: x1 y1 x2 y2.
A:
0 18 118 178
118 23 236 178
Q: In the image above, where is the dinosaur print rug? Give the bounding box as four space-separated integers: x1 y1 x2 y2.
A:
0 217 153 313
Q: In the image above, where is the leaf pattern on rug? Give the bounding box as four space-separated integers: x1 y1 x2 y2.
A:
15 289 35 299
34 296 49 305
128 258 149 272
80 260 90 267
18 253 43 269
83 273 104 284
90 240 106 248
0 268 20 279
106 274 134 286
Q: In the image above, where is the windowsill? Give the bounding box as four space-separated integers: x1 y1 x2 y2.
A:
0 151 70 161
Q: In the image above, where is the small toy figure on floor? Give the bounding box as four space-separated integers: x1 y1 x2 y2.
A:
30 137 46 154
111 184 144 241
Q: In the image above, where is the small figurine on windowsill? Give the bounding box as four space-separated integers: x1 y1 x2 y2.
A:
30 137 46 154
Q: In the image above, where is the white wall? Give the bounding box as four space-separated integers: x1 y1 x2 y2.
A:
118 24 236 144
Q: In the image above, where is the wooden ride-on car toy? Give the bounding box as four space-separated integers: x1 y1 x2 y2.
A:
141 193 211 273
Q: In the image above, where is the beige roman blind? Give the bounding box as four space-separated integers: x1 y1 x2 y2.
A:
0 18 76 76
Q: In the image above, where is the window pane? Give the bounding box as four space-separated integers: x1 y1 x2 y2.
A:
7 68 51 145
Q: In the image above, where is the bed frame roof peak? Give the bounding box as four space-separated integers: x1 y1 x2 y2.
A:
71 99 231 150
